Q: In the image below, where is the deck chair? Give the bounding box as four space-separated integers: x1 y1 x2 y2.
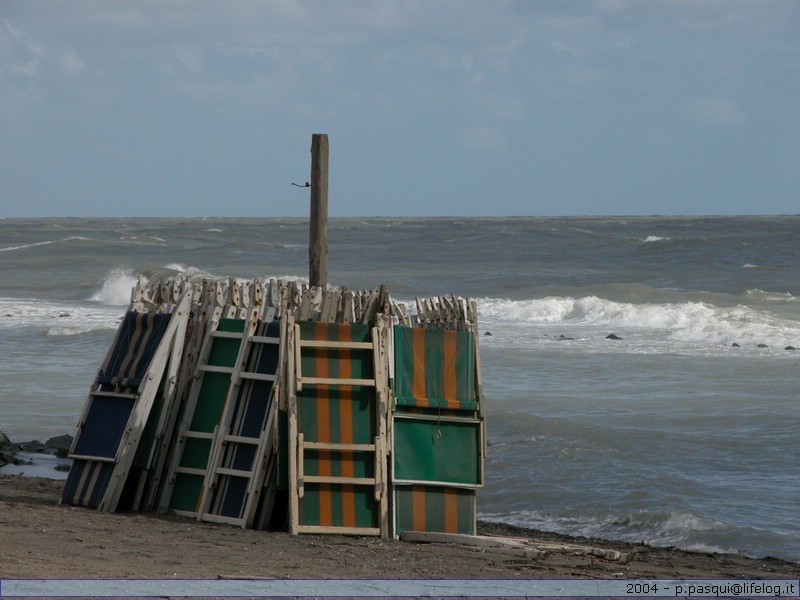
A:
61 292 190 512
287 318 389 536
390 325 484 537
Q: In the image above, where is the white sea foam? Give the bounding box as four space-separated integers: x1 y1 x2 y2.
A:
89 268 140 305
642 235 670 242
0 297 123 335
0 236 90 253
478 509 741 556
744 289 797 302
477 296 800 350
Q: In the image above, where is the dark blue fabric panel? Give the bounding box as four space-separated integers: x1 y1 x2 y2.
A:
61 460 115 508
72 393 135 458
98 312 171 388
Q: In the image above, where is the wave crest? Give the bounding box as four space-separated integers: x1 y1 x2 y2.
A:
477 508 800 560
477 296 800 348
89 268 140 305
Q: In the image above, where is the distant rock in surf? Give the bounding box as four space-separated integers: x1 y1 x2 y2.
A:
46 434 73 458
558 335 574 341
0 431 75 467
483 331 492 336
757 343 768 348
606 333 623 340
786 346 796 351
731 343 740 347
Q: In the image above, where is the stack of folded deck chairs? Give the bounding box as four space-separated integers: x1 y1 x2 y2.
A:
61 276 485 539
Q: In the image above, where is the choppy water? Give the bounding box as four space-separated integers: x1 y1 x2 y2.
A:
1 216 798 561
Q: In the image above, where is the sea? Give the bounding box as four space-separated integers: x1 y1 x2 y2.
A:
1 216 798 563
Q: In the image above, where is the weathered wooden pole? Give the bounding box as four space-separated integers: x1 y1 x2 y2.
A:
309 133 329 287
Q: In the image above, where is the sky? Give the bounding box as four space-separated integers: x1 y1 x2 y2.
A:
1 1 798 218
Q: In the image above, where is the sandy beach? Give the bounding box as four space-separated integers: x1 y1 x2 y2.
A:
2 474 798 584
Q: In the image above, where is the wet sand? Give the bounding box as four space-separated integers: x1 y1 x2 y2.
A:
2 474 797 584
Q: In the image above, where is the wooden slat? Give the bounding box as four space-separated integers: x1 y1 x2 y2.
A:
239 372 277 382
89 391 139 400
298 339 374 350
180 431 215 440
199 513 247 526
301 441 376 452
300 376 375 387
198 364 235 375
173 466 207 477
303 475 376 486
297 525 381 536
67 454 116 463
251 335 280 345
400 531 547 559
221 434 261 445
215 467 253 478
210 330 244 340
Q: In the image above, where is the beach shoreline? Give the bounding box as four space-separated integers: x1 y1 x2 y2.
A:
1 474 797 582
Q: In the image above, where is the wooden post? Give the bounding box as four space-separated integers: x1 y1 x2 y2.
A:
309 134 329 288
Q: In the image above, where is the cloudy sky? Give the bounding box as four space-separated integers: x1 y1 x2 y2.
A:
2 1 798 217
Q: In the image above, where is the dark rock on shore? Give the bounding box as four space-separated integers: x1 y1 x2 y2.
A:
18 440 46 453
0 431 12 468
45 434 73 458
0 430 74 467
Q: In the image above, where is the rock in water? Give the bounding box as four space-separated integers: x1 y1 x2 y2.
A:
46 434 74 458
18 440 45 453
606 333 623 340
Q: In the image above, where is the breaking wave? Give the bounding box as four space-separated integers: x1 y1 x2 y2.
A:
476 296 800 349
478 508 800 562
0 236 90 253
89 268 140 305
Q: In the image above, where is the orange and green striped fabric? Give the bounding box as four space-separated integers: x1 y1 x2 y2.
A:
394 485 475 536
297 321 378 529
393 326 477 411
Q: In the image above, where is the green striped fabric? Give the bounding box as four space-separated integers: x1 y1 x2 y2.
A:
393 326 477 411
394 485 475 536
301 484 379 530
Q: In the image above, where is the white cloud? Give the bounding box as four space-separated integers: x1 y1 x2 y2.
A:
460 126 507 152
683 97 746 130
593 0 629 12
1 19 44 78
56 47 85 77
173 44 206 74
